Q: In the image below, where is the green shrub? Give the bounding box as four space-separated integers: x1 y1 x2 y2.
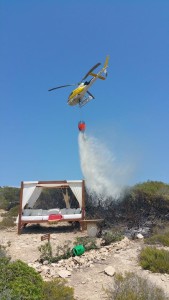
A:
74 236 98 251
0 186 20 210
38 241 53 263
140 247 169 274
146 231 169 247
0 259 43 300
102 230 123 246
0 216 15 229
2 205 19 218
0 244 8 258
39 241 72 263
54 240 72 261
0 257 75 300
106 272 168 300
42 278 75 300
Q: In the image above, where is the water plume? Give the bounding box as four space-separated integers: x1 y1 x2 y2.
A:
78 132 131 201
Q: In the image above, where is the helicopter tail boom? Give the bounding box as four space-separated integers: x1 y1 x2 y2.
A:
89 72 106 80
104 55 109 69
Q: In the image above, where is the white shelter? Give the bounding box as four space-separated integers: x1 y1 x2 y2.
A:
17 180 85 234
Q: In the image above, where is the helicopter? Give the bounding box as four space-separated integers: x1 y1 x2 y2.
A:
48 55 109 107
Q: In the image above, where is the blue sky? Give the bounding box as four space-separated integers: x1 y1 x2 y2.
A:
0 1 169 187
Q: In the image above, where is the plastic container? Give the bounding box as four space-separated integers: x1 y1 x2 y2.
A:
72 244 85 256
48 214 63 222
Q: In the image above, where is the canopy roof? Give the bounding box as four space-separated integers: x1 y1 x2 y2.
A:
20 180 84 209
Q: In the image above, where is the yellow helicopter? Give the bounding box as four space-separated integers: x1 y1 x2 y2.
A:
48 55 109 107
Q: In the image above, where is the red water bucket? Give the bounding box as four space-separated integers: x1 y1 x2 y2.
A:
78 121 86 132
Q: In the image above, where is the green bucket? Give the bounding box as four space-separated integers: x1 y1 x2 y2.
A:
72 244 85 256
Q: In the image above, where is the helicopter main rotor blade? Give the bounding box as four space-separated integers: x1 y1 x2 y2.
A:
81 62 101 82
48 84 77 92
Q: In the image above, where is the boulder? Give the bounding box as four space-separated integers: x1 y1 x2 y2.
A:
57 269 71 278
104 266 115 277
136 233 144 239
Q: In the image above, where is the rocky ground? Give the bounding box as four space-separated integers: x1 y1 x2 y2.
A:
0 223 169 300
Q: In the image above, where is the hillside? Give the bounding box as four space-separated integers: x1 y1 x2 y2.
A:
0 181 169 299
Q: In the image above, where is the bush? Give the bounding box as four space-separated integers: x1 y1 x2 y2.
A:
38 241 53 263
42 278 75 300
0 259 43 300
0 244 8 258
38 241 72 263
106 272 168 300
0 186 20 210
140 247 169 274
74 236 98 251
0 256 75 300
2 205 19 217
146 231 169 247
0 216 15 229
102 230 123 246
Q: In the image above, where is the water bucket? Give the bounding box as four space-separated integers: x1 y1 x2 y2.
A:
72 244 85 256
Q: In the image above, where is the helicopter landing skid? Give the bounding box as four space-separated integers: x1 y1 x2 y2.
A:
79 95 94 108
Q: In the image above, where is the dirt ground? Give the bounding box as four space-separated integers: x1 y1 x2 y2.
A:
0 223 169 300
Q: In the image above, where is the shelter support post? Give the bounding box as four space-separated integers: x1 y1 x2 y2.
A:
18 181 24 235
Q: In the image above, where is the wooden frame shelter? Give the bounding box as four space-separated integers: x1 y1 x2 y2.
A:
17 180 85 234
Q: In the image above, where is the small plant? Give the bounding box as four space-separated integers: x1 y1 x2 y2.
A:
106 272 169 300
74 236 98 251
146 231 169 247
0 216 15 229
38 241 73 263
54 240 72 261
7 240 11 247
101 230 123 246
42 278 75 300
0 244 7 258
38 241 53 263
140 246 169 274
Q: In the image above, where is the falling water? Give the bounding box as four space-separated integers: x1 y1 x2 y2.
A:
78 132 130 200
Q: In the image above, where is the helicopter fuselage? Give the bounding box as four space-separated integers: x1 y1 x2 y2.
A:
67 76 98 106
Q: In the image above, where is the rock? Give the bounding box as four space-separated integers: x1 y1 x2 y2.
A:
50 269 59 277
57 269 71 278
43 260 49 265
41 266 50 275
104 266 115 277
51 263 58 267
136 233 144 239
99 247 108 253
89 264 94 268
66 267 73 272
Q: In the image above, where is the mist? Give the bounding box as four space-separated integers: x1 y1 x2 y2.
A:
78 132 132 200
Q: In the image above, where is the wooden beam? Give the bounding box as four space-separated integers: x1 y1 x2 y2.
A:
38 180 67 184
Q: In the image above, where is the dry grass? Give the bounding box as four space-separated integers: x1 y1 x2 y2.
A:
106 272 169 300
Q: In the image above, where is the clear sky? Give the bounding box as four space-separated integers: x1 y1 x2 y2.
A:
0 0 169 187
